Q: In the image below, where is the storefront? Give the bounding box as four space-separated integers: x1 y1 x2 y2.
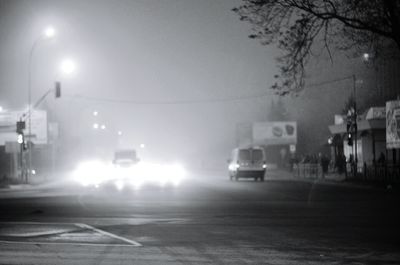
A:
328 107 386 171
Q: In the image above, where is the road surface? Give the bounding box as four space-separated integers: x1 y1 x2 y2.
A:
0 170 399 264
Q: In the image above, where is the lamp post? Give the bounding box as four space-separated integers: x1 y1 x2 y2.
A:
27 26 56 182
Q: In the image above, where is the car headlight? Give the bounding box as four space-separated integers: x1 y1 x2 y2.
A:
228 164 240 171
115 180 124 190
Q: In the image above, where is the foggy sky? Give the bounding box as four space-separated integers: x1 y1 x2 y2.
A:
0 0 280 163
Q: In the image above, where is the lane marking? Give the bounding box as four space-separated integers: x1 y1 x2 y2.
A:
0 240 137 247
0 221 142 247
75 223 142 247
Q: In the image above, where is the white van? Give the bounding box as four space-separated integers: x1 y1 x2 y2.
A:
228 147 267 181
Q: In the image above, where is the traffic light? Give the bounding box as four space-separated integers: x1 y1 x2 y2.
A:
347 132 353 146
55 81 61 98
16 121 25 134
17 133 24 144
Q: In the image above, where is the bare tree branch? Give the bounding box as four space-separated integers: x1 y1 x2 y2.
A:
233 0 400 94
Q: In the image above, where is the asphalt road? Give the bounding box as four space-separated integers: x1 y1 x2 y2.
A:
0 170 399 264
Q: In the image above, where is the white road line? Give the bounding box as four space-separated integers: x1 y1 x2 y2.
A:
0 221 142 247
75 223 142 247
0 240 137 247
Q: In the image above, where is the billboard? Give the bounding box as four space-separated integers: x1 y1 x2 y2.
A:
386 100 400 149
0 110 48 145
252 122 297 145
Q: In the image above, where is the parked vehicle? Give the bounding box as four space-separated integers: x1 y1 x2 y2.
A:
113 149 140 167
228 147 267 181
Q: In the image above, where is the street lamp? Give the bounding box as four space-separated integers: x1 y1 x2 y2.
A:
27 25 56 182
44 26 56 38
60 59 76 75
362 53 370 61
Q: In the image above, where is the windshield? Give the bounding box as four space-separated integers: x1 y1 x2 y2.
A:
114 150 137 161
238 149 251 161
252 149 264 162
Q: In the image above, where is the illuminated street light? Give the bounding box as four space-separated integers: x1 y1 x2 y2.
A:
140 143 145 149
101 124 106 130
93 123 99 129
60 59 76 75
17 134 24 144
43 26 56 38
362 53 370 61
93 111 98 116
118 131 122 136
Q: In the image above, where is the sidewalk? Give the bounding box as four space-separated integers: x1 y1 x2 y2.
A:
269 169 399 191
266 169 344 181
0 172 73 192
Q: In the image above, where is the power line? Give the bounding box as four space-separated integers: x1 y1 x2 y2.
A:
64 91 273 105
307 75 354 89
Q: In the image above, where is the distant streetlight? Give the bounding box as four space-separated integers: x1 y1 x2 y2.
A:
93 123 99 129
43 26 56 38
118 131 122 136
93 111 98 116
362 53 370 61
101 124 106 130
140 143 145 149
60 59 76 75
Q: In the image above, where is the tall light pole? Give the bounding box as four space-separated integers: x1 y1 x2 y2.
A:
27 26 56 182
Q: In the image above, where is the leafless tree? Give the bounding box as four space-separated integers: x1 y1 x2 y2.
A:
233 0 400 95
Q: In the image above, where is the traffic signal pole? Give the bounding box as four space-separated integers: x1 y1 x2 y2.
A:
20 82 61 183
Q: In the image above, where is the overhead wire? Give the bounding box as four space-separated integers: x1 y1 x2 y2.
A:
64 91 274 105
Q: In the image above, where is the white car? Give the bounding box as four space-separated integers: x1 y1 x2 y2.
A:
228 147 267 181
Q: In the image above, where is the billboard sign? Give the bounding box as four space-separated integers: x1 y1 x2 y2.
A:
252 122 297 145
386 100 400 149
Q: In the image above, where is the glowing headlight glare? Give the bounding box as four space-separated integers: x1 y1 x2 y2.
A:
229 164 240 171
72 160 109 186
162 163 185 185
263 164 267 169
115 180 124 191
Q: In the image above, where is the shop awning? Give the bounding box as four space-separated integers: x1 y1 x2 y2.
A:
329 120 385 135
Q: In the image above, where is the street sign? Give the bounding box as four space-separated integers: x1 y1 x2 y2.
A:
386 100 400 149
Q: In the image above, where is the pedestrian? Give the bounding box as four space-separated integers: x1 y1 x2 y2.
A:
336 154 345 174
321 155 330 178
377 152 386 165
